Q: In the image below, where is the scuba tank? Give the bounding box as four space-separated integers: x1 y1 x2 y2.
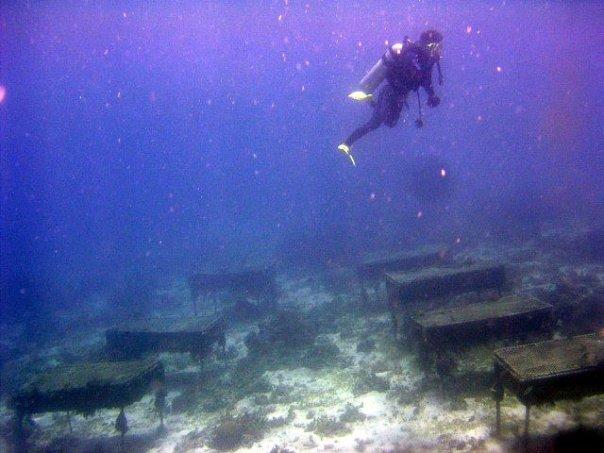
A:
359 58 387 93
358 39 412 93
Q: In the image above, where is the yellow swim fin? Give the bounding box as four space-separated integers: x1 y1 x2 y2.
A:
337 143 356 167
348 91 373 102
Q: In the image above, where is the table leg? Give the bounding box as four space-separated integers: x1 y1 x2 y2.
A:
524 405 530 450
492 362 504 438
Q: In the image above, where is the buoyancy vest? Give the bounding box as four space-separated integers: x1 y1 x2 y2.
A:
382 43 426 92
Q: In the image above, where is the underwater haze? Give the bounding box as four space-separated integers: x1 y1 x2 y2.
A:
1 1 603 452
2 0 603 319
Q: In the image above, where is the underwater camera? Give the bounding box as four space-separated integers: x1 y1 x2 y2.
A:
404 153 454 202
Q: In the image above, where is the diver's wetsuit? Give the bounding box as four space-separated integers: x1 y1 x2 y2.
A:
345 85 409 146
344 84 407 146
344 42 439 147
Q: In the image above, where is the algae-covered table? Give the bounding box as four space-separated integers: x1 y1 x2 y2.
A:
357 245 449 280
189 266 277 314
411 296 553 347
105 315 226 360
493 334 604 439
386 263 506 334
11 359 165 439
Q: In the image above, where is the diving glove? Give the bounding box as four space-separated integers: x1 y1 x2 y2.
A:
337 143 356 167
348 91 373 102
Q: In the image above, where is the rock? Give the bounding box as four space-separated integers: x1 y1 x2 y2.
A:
307 415 349 437
356 338 375 353
270 446 295 453
253 394 270 406
208 412 268 451
352 370 390 396
302 434 317 448
301 337 341 370
174 429 205 452
340 403 366 423
354 437 373 452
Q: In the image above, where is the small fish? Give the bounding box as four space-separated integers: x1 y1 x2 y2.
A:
115 408 128 435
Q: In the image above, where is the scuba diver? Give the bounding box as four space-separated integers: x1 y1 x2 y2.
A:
337 30 444 166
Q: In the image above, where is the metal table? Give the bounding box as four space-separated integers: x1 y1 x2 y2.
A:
105 315 226 360
11 359 165 441
411 296 553 347
386 263 506 335
357 245 449 280
189 266 277 314
493 334 604 441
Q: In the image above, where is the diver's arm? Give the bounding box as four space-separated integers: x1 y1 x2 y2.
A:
421 67 440 107
359 58 387 93
436 61 444 85
420 67 436 97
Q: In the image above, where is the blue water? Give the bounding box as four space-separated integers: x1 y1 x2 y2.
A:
1 0 603 365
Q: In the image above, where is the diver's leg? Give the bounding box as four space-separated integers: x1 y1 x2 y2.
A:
384 92 407 128
344 116 382 147
343 86 396 146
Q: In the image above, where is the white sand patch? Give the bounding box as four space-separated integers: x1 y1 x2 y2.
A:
264 368 338 395
225 323 256 359
353 391 392 418
278 276 334 311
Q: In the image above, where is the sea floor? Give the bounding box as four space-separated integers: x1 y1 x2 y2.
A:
1 229 603 452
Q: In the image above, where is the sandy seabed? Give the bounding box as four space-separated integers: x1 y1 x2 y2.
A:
1 231 603 452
